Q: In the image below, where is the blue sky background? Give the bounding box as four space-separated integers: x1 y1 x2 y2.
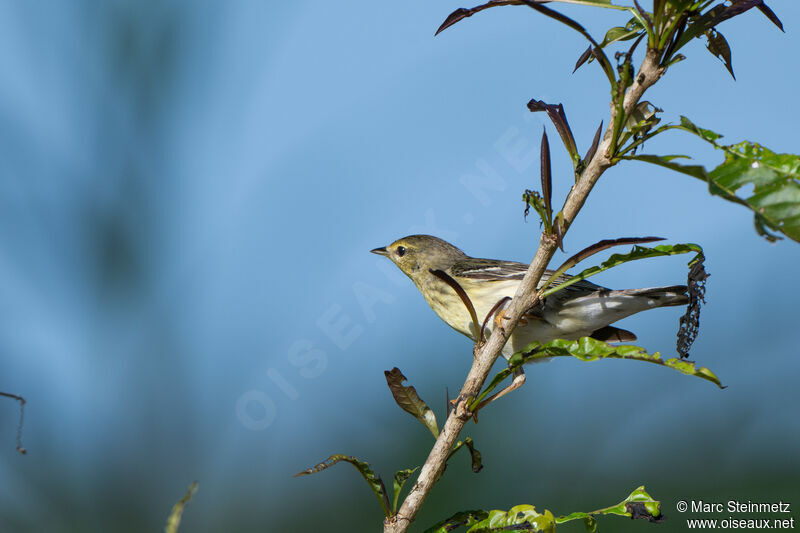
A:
1 1 799 531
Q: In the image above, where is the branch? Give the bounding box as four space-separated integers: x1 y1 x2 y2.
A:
1 391 27 454
383 49 664 533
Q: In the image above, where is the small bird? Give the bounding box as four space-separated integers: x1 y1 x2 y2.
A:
372 234 688 360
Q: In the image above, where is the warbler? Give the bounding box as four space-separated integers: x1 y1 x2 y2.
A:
372 235 688 359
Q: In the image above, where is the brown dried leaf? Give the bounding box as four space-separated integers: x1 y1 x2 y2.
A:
384 368 439 438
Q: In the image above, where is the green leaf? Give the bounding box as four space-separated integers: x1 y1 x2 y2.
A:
678 115 723 142
603 25 634 44
653 0 666 23
540 236 666 294
392 467 419 513
424 510 489 533
556 486 663 526
164 482 198 533
475 332 723 407
665 53 686 67
631 0 655 44
600 23 643 47
467 505 556 532
449 437 484 473
426 487 664 532
507 337 725 388
294 454 392 517
706 142 800 242
623 153 707 181
384 367 440 438
541 242 704 298
578 16 645 73
631 117 800 243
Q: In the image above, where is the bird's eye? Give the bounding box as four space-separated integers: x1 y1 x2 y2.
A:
396 246 407 257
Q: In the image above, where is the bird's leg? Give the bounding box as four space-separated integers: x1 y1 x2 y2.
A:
481 296 511 344
460 302 520 418
473 366 526 413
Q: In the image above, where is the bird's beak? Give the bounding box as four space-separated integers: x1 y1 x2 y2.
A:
370 246 389 256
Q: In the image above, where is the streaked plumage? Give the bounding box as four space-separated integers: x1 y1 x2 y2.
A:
372 235 688 359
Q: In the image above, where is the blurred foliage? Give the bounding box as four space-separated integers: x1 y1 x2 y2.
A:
164 482 197 533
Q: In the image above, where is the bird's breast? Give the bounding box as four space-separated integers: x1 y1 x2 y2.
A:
418 277 520 340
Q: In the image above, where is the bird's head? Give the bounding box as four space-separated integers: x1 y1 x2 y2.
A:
371 235 466 279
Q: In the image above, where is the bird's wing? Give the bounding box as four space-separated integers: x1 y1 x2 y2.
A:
450 258 605 292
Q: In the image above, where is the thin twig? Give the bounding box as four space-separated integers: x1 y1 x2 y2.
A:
1 391 27 455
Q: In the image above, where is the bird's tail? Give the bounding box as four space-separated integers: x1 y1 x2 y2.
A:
557 284 689 328
584 285 690 344
612 285 689 308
